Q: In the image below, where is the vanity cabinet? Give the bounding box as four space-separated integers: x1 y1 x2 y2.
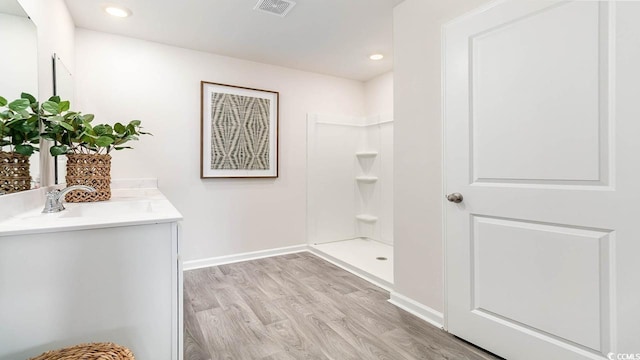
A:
0 202 182 360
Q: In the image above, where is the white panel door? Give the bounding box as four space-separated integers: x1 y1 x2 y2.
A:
444 1 640 359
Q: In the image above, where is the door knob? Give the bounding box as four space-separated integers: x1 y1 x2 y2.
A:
446 193 463 203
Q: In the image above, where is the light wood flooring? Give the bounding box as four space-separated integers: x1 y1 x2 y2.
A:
184 252 500 360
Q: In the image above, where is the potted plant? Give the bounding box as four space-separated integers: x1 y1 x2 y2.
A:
0 93 40 193
40 96 150 202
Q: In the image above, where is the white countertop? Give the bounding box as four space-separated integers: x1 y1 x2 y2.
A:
0 188 183 237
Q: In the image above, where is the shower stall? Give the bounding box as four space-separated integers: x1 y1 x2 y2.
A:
307 113 393 287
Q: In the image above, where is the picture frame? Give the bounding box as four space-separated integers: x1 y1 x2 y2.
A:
200 81 279 178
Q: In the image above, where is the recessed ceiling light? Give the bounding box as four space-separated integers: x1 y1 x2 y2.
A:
104 5 131 18
369 54 384 61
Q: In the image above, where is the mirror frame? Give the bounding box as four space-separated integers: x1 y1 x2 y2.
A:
51 53 74 185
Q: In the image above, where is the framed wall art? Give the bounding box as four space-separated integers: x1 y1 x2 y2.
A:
200 81 279 178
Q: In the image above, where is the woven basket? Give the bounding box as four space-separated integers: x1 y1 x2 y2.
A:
0 151 31 194
28 342 135 360
65 153 111 202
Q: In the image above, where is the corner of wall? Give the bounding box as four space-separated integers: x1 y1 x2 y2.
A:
392 0 491 316
364 71 394 118
18 0 76 187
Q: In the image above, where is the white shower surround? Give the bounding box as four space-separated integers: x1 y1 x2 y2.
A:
307 113 394 246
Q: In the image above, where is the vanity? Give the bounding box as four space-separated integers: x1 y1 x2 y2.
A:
1 1 183 358
0 181 183 360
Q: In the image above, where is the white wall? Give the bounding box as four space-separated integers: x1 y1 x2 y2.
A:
375 121 394 245
393 0 490 312
364 72 394 245
74 29 366 262
0 12 39 184
365 71 394 120
359 120 393 245
307 115 360 244
0 13 37 101
17 0 75 186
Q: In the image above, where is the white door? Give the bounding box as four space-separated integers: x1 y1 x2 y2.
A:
444 1 640 359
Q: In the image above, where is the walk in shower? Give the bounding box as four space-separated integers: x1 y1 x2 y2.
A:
307 113 393 287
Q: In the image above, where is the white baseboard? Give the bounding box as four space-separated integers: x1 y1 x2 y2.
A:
183 244 308 271
388 292 444 329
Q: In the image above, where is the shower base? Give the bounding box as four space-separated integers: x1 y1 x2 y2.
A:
310 238 393 289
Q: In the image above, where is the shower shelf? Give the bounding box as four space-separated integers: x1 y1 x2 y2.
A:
356 214 378 223
355 151 378 158
356 176 378 183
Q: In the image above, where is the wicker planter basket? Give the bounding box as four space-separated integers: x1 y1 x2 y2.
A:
0 151 31 194
65 153 111 202
29 342 135 360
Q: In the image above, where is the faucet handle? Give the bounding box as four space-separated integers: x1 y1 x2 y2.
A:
43 190 62 213
45 189 61 200
42 186 96 213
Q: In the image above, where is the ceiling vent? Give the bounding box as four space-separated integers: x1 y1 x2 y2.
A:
254 0 296 17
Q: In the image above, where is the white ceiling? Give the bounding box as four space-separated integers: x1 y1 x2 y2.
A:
64 0 403 81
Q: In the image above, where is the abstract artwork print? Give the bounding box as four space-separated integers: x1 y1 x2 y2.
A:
210 93 270 170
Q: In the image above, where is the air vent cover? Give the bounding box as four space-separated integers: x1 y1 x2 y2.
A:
254 0 296 17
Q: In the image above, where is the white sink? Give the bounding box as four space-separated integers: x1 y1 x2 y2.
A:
60 200 154 218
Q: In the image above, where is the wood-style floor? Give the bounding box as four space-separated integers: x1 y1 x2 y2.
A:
184 252 500 360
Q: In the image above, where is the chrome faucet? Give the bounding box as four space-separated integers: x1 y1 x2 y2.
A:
42 185 96 213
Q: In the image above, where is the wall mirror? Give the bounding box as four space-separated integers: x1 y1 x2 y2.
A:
53 54 74 184
0 0 39 193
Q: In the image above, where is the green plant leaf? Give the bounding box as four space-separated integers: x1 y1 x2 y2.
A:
59 101 70 112
48 96 61 103
5 118 20 127
42 101 60 115
0 96 7 107
18 109 30 119
19 120 34 133
48 115 64 123
81 135 96 144
12 132 24 143
130 120 142 127
58 121 74 131
50 145 68 156
114 123 126 134
15 144 35 156
80 131 99 139
27 115 39 125
95 135 114 147
93 124 108 136
40 133 57 141
126 124 138 135
82 114 95 122
114 146 133 150
9 99 30 112
20 93 37 104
